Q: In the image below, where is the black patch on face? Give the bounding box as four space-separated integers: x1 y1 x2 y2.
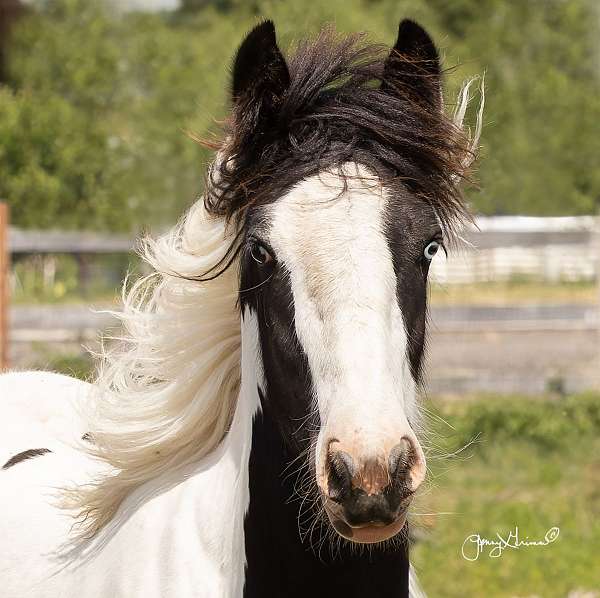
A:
2 448 52 470
239 215 316 455
385 184 441 383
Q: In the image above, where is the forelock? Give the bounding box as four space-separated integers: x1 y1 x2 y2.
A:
204 27 473 240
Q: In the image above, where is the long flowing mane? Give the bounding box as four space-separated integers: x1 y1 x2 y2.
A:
64 202 241 538
65 27 483 540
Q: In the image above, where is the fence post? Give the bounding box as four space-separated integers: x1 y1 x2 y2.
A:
0 201 9 372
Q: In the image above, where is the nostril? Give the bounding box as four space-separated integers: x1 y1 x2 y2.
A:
388 437 422 491
327 450 355 502
388 438 412 481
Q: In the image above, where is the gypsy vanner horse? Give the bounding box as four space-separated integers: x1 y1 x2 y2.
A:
0 19 482 598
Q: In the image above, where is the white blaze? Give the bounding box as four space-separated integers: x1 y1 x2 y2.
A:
265 164 419 477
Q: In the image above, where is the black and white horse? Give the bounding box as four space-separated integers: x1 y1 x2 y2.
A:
0 19 481 597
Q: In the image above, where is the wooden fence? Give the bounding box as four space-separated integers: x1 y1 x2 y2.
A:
0 213 133 371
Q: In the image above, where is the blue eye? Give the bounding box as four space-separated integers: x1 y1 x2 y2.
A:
424 240 440 261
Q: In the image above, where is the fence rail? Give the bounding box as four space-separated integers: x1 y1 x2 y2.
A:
4 216 600 301
9 227 133 254
431 215 600 284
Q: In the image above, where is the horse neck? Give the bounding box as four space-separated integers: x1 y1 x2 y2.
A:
243 394 410 598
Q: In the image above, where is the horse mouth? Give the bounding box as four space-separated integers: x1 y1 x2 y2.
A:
323 500 408 544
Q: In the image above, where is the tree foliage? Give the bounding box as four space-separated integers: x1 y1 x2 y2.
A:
0 0 598 230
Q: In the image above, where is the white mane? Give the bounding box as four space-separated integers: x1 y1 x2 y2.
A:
64 199 241 538
64 78 483 539
453 75 485 174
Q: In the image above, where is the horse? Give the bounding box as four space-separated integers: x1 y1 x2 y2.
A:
0 19 482 597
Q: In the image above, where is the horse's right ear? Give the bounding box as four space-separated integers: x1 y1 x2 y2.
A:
231 21 289 116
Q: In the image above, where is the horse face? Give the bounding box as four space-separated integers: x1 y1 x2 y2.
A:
229 17 464 545
240 166 441 543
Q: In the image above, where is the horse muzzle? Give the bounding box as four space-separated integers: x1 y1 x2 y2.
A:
319 436 425 543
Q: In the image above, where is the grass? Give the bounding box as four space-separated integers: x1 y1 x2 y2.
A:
16 280 597 306
430 280 598 306
11 253 137 305
12 290 119 306
411 393 600 597
32 350 95 380
14 279 595 308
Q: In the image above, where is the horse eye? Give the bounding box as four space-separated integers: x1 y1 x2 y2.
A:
423 240 440 261
250 241 273 265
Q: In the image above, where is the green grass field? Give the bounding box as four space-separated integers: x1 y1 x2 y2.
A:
430 280 598 306
411 394 600 597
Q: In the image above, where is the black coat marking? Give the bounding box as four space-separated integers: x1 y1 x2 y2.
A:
244 405 409 598
2 448 52 470
383 19 442 108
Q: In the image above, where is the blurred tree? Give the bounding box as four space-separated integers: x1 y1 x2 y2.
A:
0 0 598 231
179 0 233 12
0 0 26 83
429 0 600 215
0 0 220 230
0 0 131 229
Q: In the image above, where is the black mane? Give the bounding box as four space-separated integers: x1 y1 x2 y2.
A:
204 28 472 237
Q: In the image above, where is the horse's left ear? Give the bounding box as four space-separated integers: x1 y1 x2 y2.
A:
382 19 441 109
231 20 290 120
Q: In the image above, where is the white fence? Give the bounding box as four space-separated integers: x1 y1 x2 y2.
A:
6 215 600 286
431 216 600 284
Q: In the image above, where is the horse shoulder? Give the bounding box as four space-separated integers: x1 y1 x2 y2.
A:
0 431 247 597
0 371 91 465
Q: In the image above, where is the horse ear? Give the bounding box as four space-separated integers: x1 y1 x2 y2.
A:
382 19 441 109
231 20 289 115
